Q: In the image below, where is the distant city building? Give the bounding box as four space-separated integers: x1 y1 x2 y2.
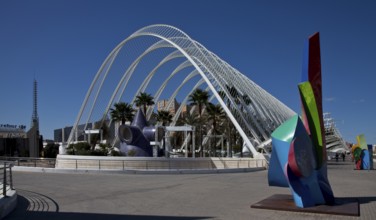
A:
180 103 199 117
157 99 197 118
0 79 43 157
54 123 93 143
157 99 180 115
54 127 72 143
0 124 28 156
0 124 27 138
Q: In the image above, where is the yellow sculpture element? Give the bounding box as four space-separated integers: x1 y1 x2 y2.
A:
357 134 367 150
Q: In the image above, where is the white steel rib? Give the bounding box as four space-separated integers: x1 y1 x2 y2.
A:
67 24 295 157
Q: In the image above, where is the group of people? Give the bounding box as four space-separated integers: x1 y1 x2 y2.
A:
335 152 346 162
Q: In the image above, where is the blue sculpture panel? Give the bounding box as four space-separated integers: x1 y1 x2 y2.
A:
118 109 154 157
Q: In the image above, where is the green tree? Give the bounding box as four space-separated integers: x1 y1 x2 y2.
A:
134 92 155 115
67 142 109 156
156 110 173 126
188 88 209 157
242 94 252 105
218 90 233 157
67 142 91 155
226 86 245 157
178 111 200 127
43 143 59 158
227 85 240 105
110 102 134 125
91 143 109 156
206 103 226 156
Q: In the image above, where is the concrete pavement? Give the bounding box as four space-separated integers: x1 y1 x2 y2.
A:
5 160 376 220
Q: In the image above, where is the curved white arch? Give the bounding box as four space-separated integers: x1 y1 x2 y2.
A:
147 61 195 119
130 50 186 106
67 24 295 158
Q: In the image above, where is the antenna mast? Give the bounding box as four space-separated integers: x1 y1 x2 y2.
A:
31 79 39 129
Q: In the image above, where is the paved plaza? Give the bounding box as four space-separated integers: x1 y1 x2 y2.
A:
5 160 376 220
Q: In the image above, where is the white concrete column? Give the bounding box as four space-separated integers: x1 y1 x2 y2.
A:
192 129 195 158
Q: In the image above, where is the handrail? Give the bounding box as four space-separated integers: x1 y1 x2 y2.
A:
0 156 56 168
56 156 267 170
0 162 14 197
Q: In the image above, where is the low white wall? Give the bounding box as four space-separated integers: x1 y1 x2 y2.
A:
0 189 17 220
56 155 267 170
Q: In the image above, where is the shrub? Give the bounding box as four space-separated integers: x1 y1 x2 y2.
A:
127 149 137 157
67 142 91 155
90 150 107 156
232 145 241 153
74 142 91 151
43 143 59 158
110 150 122 156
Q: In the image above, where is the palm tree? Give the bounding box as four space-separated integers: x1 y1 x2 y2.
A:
206 103 226 156
188 88 209 157
178 111 200 156
242 94 252 105
156 110 173 126
227 85 240 105
178 111 200 126
218 90 233 157
226 85 245 157
134 92 155 115
110 102 134 125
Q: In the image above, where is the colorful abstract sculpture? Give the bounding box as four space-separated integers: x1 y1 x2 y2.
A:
268 32 335 208
351 134 372 170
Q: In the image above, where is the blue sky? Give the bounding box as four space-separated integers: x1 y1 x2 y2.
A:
0 0 375 144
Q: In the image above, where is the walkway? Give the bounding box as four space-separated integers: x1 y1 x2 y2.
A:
5 159 376 220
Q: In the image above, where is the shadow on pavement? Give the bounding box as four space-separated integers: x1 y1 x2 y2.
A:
6 211 212 220
356 196 376 204
5 191 212 220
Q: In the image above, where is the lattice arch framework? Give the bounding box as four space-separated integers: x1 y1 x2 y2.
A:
67 24 295 157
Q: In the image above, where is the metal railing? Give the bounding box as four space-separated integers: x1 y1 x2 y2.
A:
0 157 56 168
0 162 14 197
56 156 267 170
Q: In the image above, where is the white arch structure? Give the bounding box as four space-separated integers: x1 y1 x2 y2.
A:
67 24 295 157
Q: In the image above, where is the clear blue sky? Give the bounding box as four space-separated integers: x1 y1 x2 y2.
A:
0 0 375 144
